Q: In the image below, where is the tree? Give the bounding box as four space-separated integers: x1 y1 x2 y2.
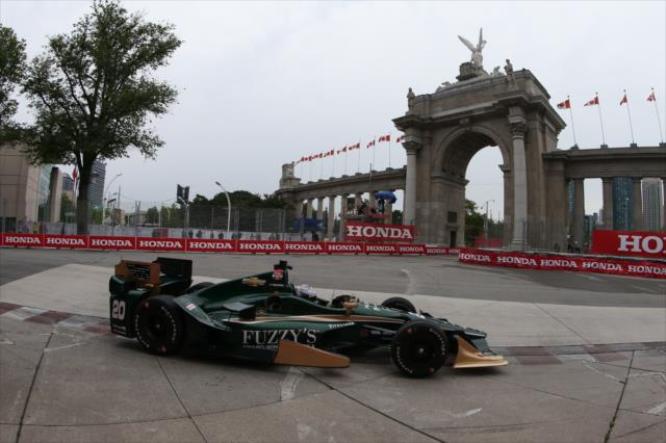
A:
0 25 27 137
145 206 159 224
20 0 181 234
60 193 76 222
464 199 484 246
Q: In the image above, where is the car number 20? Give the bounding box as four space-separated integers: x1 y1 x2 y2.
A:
112 300 126 320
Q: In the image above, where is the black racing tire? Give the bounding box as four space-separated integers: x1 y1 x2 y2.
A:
331 294 354 308
184 282 214 294
390 320 448 378
134 295 185 355
381 297 416 313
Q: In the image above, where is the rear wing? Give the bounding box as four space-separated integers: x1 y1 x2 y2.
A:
113 257 192 293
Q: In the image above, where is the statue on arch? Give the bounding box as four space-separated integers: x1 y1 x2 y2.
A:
458 28 486 69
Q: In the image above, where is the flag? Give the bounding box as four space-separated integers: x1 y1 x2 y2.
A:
378 134 391 143
72 166 78 183
647 91 656 102
367 140 375 148
396 135 405 143
619 94 628 106
351 142 360 150
584 96 599 106
556 99 571 109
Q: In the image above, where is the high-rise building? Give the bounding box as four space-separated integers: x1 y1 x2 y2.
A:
642 178 663 231
88 160 106 208
612 177 632 230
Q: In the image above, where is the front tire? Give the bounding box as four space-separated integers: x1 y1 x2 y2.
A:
391 320 448 378
382 297 416 313
134 295 185 355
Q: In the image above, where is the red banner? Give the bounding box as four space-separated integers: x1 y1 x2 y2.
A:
365 243 398 255
136 237 186 252
3 233 43 247
591 230 666 259
459 248 666 279
89 236 136 250
284 241 325 254
237 240 284 254
345 222 415 243
396 244 426 255
186 239 237 253
324 242 364 255
43 234 88 249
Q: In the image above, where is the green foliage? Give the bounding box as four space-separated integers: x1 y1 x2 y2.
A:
60 193 76 221
190 190 289 209
18 0 181 234
464 199 484 245
145 206 159 224
0 25 27 135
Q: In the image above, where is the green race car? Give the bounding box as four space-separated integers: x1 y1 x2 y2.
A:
109 258 507 377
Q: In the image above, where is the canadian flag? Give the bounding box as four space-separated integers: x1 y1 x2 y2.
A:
584 95 599 106
378 134 391 143
367 140 375 148
351 142 360 150
556 99 571 109
619 94 628 106
647 91 656 102
396 135 405 143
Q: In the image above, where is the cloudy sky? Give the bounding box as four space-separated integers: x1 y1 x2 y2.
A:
2 0 665 217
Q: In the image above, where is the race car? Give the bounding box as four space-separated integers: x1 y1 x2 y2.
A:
109 258 507 377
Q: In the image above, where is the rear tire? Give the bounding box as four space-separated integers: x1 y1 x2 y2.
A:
391 320 448 378
382 297 416 313
134 295 185 355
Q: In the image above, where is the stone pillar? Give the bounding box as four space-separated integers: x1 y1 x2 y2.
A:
384 202 393 224
368 191 377 211
306 199 313 219
316 197 324 221
339 193 348 241
354 193 363 210
662 178 666 231
573 178 585 250
404 146 419 226
601 177 614 229
327 196 335 240
509 121 528 250
294 200 304 220
631 177 643 230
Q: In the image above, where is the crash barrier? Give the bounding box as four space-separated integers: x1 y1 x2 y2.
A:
590 229 666 259
458 248 666 280
0 233 459 256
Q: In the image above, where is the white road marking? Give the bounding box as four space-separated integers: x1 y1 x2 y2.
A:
0 338 14 345
583 274 603 282
582 360 623 382
646 401 666 415
0 306 47 321
401 268 417 295
280 366 304 401
44 342 86 353
447 407 483 418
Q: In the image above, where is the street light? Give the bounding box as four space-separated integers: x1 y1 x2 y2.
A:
214 181 232 235
483 199 495 241
103 173 122 225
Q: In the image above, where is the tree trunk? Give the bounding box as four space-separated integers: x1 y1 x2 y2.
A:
76 162 93 235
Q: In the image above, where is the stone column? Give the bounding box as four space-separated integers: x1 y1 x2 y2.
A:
573 178 585 250
339 193 348 240
601 177 614 229
404 145 419 226
327 196 335 240
354 193 363 211
368 190 377 211
509 121 528 250
306 199 313 219
294 200 304 220
662 178 666 231
316 197 324 221
631 177 643 230
384 202 393 224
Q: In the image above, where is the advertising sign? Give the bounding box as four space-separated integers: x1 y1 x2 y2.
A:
591 230 666 258
345 222 415 243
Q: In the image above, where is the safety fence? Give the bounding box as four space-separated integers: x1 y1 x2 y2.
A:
0 233 458 256
458 248 666 279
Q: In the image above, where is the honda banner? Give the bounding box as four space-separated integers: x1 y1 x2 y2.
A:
237 240 284 254
136 237 186 252
345 222 415 243
591 230 666 259
365 243 398 255
3 233 43 247
324 242 364 255
459 248 666 279
43 234 88 249
284 241 326 254
89 236 137 250
187 239 237 253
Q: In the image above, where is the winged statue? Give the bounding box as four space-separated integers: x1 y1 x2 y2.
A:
458 28 486 69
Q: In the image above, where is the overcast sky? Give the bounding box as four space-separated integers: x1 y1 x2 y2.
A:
2 0 665 217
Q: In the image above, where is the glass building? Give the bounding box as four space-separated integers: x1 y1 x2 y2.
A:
612 177 632 230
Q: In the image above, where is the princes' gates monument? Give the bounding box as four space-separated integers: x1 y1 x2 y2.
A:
277 31 666 250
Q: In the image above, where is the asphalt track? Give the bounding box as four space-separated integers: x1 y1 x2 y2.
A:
1 249 664 442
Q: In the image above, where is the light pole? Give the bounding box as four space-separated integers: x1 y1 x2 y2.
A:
215 181 232 235
483 199 495 241
103 173 122 225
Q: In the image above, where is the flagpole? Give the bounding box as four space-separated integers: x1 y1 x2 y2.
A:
372 139 376 172
332 151 336 178
651 88 664 144
309 159 312 182
596 92 608 147
388 136 392 169
357 139 361 173
567 96 578 147
623 90 636 146
344 149 348 175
